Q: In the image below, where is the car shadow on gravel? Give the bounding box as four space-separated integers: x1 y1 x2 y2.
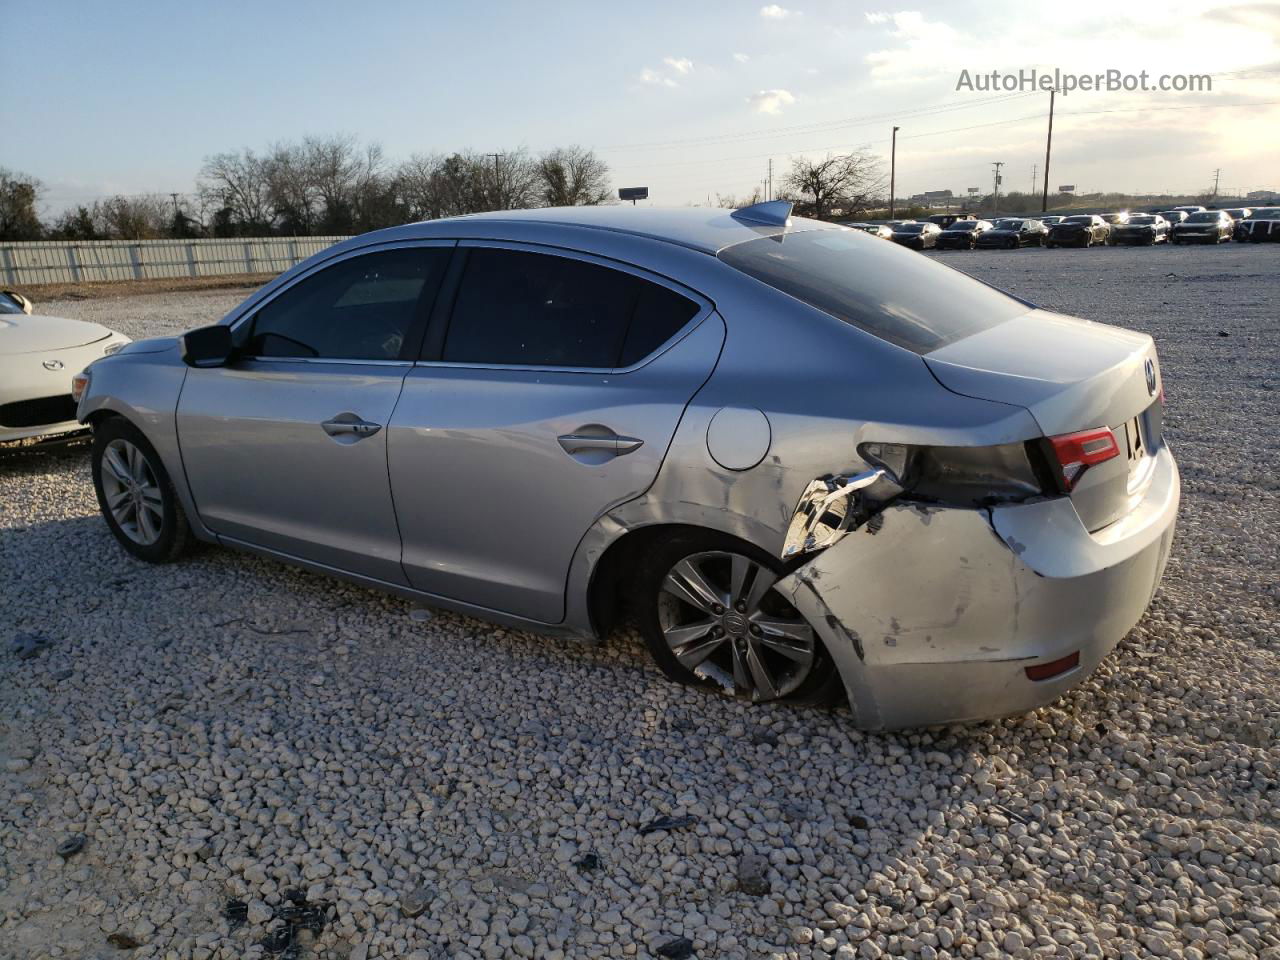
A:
0 435 91 469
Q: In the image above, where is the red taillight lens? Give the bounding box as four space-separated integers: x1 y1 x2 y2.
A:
1048 427 1119 490
1025 651 1080 681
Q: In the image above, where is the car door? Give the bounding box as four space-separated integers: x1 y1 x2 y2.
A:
387 241 725 623
177 243 453 583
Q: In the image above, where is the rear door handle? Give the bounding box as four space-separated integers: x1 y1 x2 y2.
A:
322 415 383 442
557 433 644 457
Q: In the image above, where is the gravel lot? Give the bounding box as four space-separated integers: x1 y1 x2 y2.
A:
2 244 1277 960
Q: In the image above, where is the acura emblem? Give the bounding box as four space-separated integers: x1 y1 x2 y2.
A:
42 359 65 371
1144 358 1157 396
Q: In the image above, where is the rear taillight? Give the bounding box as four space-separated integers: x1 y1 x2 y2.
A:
859 440 1043 507
1048 427 1119 491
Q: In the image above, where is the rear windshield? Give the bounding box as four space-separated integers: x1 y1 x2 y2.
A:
898 223 927 233
1063 215 1092 223
1186 212 1218 222
718 228 1029 354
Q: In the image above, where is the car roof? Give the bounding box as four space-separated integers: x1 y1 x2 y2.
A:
432 205 837 255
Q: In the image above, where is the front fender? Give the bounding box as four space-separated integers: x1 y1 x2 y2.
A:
77 351 215 542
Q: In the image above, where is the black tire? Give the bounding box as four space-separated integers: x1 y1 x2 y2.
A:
636 530 842 707
91 417 194 564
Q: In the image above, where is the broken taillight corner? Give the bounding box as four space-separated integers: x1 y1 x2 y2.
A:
1048 427 1119 491
1025 651 1080 682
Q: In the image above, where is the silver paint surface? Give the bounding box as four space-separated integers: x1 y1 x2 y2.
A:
76 206 1181 727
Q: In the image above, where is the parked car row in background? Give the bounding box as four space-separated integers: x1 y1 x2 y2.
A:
844 205 1280 251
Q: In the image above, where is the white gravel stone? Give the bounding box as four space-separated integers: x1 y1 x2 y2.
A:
1 251 1278 959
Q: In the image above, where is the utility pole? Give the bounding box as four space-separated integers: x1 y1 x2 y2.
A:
1211 168 1221 199
767 158 773 202
1031 164 1037 199
991 161 1004 217
487 153 503 208
1041 88 1055 213
889 126 900 219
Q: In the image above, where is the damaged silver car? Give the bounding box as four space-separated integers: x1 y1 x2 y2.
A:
74 202 1178 729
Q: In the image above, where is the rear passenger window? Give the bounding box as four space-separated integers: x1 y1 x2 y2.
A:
442 248 699 369
248 248 448 361
619 282 701 366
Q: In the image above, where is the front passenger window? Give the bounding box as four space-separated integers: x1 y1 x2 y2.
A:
247 248 449 361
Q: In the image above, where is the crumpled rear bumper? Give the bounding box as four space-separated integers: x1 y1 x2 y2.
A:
778 446 1179 730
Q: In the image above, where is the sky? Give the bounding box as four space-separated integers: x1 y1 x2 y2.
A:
4 0 1279 215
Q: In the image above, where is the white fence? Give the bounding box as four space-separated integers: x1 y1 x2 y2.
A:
0 237 352 286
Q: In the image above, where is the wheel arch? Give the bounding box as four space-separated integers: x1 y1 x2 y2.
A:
577 519 784 641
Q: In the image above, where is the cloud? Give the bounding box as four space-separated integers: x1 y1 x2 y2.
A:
864 11 964 83
638 56 694 87
747 88 796 114
733 52 751 63
759 4 796 20
639 67 677 87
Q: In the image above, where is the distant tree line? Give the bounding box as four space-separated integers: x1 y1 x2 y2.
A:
0 136 613 241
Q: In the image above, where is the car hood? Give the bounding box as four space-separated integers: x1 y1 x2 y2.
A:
0 312 112 355
113 335 179 356
924 309 1157 435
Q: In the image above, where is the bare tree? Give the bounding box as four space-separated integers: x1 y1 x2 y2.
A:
0 168 44 240
714 186 764 209
537 146 611 206
198 150 274 232
91 195 171 239
303 134 388 233
785 152 885 220
486 149 539 211
264 143 317 234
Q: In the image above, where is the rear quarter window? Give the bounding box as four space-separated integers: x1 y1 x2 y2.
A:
717 228 1030 354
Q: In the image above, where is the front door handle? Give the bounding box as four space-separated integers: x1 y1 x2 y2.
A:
322 414 382 443
557 432 644 458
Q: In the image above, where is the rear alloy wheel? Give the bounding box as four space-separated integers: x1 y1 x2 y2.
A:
638 535 839 705
92 417 194 563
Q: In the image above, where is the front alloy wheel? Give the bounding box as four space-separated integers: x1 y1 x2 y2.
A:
100 438 164 545
92 417 194 563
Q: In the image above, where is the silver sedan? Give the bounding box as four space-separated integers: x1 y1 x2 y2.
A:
74 202 1179 729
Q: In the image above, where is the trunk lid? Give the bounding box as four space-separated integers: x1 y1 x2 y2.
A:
924 309 1164 531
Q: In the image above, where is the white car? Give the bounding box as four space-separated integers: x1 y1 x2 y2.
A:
1 291 130 443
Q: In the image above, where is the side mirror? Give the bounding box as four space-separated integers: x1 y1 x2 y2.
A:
180 324 234 368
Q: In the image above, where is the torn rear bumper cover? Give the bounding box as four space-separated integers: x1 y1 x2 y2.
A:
778 445 1179 730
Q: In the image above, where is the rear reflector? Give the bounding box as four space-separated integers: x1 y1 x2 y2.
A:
1048 427 1119 490
1025 651 1080 682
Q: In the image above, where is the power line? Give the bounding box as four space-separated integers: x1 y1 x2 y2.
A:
611 98 1280 181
